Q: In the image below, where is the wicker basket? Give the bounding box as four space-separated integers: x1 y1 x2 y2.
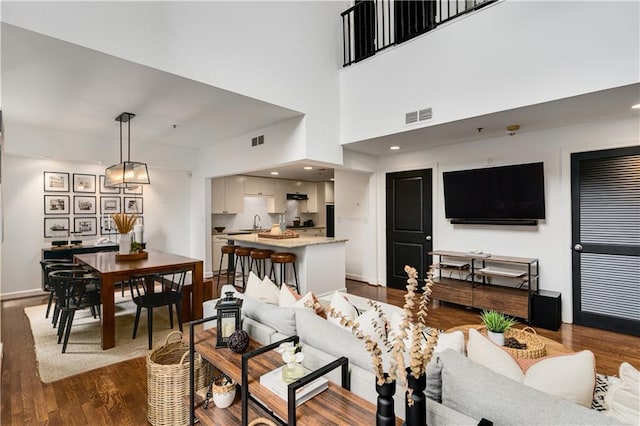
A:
147 331 214 426
477 326 546 359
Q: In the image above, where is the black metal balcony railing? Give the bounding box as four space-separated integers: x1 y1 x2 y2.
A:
341 0 496 67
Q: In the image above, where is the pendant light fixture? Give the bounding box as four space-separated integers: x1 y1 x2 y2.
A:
104 112 150 188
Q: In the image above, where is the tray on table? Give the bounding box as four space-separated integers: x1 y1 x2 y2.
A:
257 230 299 239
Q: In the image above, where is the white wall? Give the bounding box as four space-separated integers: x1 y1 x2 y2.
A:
366 116 640 322
0 155 192 297
340 0 640 143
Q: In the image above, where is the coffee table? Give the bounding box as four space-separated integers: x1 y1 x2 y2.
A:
190 327 401 426
446 324 573 355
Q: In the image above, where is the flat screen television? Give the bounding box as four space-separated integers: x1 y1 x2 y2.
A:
443 162 546 225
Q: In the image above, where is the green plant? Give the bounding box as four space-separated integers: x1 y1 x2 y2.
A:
480 310 517 333
130 241 142 253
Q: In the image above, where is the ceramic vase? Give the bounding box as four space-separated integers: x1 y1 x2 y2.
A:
404 368 426 426
487 330 505 346
119 233 131 255
375 374 396 426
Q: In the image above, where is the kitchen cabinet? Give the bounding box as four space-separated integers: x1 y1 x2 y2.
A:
295 227 325 237
212 234 228 272
300 182 318 213
211 176 244 214
325 182 335 203
244 176 274 196
268 179 290 213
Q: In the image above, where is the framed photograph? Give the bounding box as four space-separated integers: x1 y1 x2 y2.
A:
74 217 97 236
124 186 143 195
100 216 118 235
44 217 70 238
44 195 70 215
44 172 70 192
99 175 120 194
100 196 121 214
124 197 143 214
73 195 97 214
73 173 96 193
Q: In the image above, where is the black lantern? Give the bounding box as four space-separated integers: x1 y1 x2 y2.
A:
215 291 243 348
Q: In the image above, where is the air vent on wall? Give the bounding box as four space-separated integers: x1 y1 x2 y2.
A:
419 108 433 121
251 135 265 147
405 111 418 124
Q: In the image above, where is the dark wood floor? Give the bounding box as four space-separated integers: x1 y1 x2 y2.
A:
2 281 639 424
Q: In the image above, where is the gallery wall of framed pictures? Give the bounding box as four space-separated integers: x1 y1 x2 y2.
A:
43 171 144 239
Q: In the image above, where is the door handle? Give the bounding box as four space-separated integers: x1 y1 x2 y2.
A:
426 235 432 241
574 244 583 252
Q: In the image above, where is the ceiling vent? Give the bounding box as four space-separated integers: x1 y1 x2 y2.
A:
418 108 433 121
251 135 265 147
405 111 418 125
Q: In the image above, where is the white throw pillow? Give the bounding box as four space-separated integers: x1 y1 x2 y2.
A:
434 330 465 354
244 272 279 305
278 283 300 307
467 328 596 407
605 362 640 424
327 291 357 328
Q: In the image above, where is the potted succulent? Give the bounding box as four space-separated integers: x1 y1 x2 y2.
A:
480 310 517 346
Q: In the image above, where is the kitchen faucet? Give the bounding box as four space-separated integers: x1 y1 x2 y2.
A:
253 214 261 230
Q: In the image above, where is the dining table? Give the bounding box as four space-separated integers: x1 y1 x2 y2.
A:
73 249 204 350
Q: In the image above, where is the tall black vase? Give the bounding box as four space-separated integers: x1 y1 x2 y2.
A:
403 368 427 426
375 375 396 426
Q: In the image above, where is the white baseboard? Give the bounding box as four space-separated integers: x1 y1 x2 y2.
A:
345 273 378 285
0 289 47 301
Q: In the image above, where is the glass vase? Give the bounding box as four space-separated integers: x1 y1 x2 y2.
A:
281 361 304 384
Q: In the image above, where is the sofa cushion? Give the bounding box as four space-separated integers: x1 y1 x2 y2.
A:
438 349 621 425
295 309 372 371
241 296 296 336
244 272 279 305
467 328 596 407
605 362 640 424
326 291 358 328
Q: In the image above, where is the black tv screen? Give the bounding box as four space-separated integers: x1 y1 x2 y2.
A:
443 162 546 221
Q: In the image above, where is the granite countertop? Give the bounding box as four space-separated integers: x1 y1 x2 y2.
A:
212 226 326 236
219 233 347 248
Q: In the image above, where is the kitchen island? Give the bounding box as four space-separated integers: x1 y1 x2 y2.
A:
220 233 348 296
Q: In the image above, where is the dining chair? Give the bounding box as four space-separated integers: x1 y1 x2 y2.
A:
43 262 95 328
128 269 189 350
40 259 74 319
48 269 102 353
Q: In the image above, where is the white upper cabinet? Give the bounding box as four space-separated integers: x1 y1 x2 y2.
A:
325 182 335 203
244 176 275 196
268 179 290 214
300 182 318 213
211 176 245 214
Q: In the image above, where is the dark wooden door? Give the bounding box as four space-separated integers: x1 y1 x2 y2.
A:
571 146 640 336
386 169 433 290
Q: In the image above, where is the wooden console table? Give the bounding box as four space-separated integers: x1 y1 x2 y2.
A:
189 326 401 425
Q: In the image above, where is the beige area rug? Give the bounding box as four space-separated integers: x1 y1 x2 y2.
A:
25 294 180 383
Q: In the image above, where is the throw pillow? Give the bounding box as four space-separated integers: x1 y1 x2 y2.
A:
467 328 597 407
605 362 640 424
293 291 326 318
278 284 301 307
327 291 357 328
244 272 279 305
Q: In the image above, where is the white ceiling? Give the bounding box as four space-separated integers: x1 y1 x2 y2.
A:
2 23 638 182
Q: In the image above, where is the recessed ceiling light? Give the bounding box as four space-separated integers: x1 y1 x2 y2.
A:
304 166 313 170
270 171 279 176
330 178 335 181
98 161 104 164
632 104 640 109
44 156 53 159
390 146 400 150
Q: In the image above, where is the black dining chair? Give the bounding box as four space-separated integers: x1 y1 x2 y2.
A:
40 259 74 320
43 262 96 328
128 269 189 349
48 269 102 353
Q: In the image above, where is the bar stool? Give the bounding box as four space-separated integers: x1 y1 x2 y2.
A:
233 246 255 290
216 245 237 293
269 252 299 293
250 249 274 279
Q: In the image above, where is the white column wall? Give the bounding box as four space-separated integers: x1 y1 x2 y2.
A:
1 155 192 297
366 116 640 323
340 1 640 143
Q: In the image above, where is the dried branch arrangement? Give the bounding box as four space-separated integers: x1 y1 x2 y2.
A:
111 212 138 234
327 264 439 402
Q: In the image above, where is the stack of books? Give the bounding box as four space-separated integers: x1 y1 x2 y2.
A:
260 366 329 406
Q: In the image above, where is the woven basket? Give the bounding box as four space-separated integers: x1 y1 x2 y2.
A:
147 331 214 426
477 326 546 359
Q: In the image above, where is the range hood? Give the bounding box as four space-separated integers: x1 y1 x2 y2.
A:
287 193 309 200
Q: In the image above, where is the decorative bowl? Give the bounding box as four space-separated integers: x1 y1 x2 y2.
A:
214 226 226 233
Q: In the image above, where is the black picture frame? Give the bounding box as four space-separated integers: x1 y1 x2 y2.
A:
99 175 120 194
43 171 70 192
100 196 121 214
44 195 70 215
44 217 70 238
124 197 143 214
124 186 143 195
73 195 97 215
100 216 118 235
73 173 96 193
74 217 97 236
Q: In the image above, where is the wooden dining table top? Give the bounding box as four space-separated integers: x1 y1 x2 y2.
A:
74 249 201 274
